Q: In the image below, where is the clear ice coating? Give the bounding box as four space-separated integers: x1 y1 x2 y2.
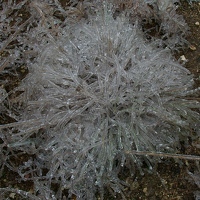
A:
0 0 200 199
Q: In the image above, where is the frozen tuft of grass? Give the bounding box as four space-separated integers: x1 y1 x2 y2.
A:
0 1 200 199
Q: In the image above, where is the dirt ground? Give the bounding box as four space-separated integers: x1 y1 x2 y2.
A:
0 1 200 200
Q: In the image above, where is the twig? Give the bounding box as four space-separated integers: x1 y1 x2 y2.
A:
126 150 200 161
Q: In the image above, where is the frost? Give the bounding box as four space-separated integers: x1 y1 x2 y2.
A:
0 0 200 199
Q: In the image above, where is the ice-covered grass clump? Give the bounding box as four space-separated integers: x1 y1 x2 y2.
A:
0 1 200 199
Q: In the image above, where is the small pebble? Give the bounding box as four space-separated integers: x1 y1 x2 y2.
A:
143 187 148 195
180 55 187 61
20 66 27 73
29 188 34 194
189 45 196 51
21 69 26 73
195 21 199 26
9 193 16 199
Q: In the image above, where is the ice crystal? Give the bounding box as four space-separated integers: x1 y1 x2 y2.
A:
0 0 200 199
